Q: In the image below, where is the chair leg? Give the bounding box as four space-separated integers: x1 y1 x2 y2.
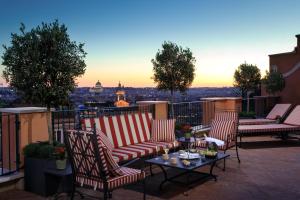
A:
70 183 75 200
104 190 108 200
236 144 241 163
223 150 226 171
143 178 146 200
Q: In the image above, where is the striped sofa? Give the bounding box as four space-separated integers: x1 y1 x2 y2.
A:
81 112 179 163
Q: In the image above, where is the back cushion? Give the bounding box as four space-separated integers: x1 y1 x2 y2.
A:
151 119 176 142
266 104 291 120
284 105 300 126
82 112 153 148
209 120 235 142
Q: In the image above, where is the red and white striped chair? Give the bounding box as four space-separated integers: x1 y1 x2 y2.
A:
64 129 146 200
239 104 292 125
196 111 240 169
81 112 179 163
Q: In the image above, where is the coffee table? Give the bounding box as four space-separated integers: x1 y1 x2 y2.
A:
145 151 229 190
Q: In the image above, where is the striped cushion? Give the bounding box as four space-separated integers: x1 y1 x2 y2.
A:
76 167 145 190
112 141 180 163
238 123 300 134
239 118 276 125
209 120 235 143
96 129 114 151
82 112 153 148
151 119 176 142
266 104 292 120
283 105 300 126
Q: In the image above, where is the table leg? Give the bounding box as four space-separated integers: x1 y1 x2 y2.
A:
209 162 217 181
157 165 168 191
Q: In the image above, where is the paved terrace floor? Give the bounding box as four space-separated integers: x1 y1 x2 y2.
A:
1 136 300 200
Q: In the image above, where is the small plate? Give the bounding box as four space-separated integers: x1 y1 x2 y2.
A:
178 153 200 160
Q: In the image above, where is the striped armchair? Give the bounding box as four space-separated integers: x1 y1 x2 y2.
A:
64 129 146 200
196 111 240 170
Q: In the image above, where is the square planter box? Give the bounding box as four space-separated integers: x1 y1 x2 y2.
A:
24 157 55 196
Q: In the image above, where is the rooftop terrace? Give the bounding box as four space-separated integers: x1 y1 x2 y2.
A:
2 136 300 200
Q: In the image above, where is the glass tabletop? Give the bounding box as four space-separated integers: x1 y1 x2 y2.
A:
145 151 229 170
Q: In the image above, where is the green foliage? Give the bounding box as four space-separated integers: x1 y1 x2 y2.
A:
2 20 87 108
239 111 256 118
233 63 261 95
262 71 285 95
23 142 55 159
151 41 196 94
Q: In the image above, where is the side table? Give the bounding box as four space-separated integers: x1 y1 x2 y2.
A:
44 164 83 199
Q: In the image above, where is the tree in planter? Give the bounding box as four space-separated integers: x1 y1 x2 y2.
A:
262 71 285 95
233 63 261 112
151 41 195 117
2 20 87 141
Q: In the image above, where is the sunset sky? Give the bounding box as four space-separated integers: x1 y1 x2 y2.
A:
0 0 300 87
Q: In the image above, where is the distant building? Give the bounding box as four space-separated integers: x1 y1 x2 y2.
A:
114 81 129 107
262 35 300 104
89 80 104 93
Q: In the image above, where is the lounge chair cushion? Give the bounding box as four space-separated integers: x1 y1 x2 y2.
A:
283 105 300 126
239 118 276 125
238 123 300 134
151 119 176 142
266 104 292 120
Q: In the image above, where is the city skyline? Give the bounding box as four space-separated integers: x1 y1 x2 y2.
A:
1 0 300 87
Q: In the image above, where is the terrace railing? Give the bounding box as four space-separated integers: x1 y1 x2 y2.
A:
0 113 20 176
169 101 215 126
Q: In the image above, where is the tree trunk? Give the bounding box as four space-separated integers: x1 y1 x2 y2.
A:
46 107 53 144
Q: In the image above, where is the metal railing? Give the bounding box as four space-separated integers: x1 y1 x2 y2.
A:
0 113 20 176
169 101 215 126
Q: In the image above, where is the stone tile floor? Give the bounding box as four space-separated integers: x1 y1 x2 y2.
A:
1 136 300 200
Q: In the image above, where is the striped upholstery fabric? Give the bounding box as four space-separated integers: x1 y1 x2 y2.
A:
239 118 276 125
97 129 114 151
283 105 300 126
65 130 110 181
76 167 145 190
97 134 124 177
214 111 238 141
65 130 145 191
82 112 153 148
266 104 292 120
239 104 292 125
239 105 300 134
111 140 179 163
151 119 176 142
196 120 235 150
239 123 300 134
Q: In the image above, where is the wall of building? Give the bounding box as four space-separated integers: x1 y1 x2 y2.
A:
263 35 300 105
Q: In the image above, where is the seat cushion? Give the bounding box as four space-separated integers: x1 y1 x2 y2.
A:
76 167 145 190
195 138 235 151
151 119 176 142
111 141 180 163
